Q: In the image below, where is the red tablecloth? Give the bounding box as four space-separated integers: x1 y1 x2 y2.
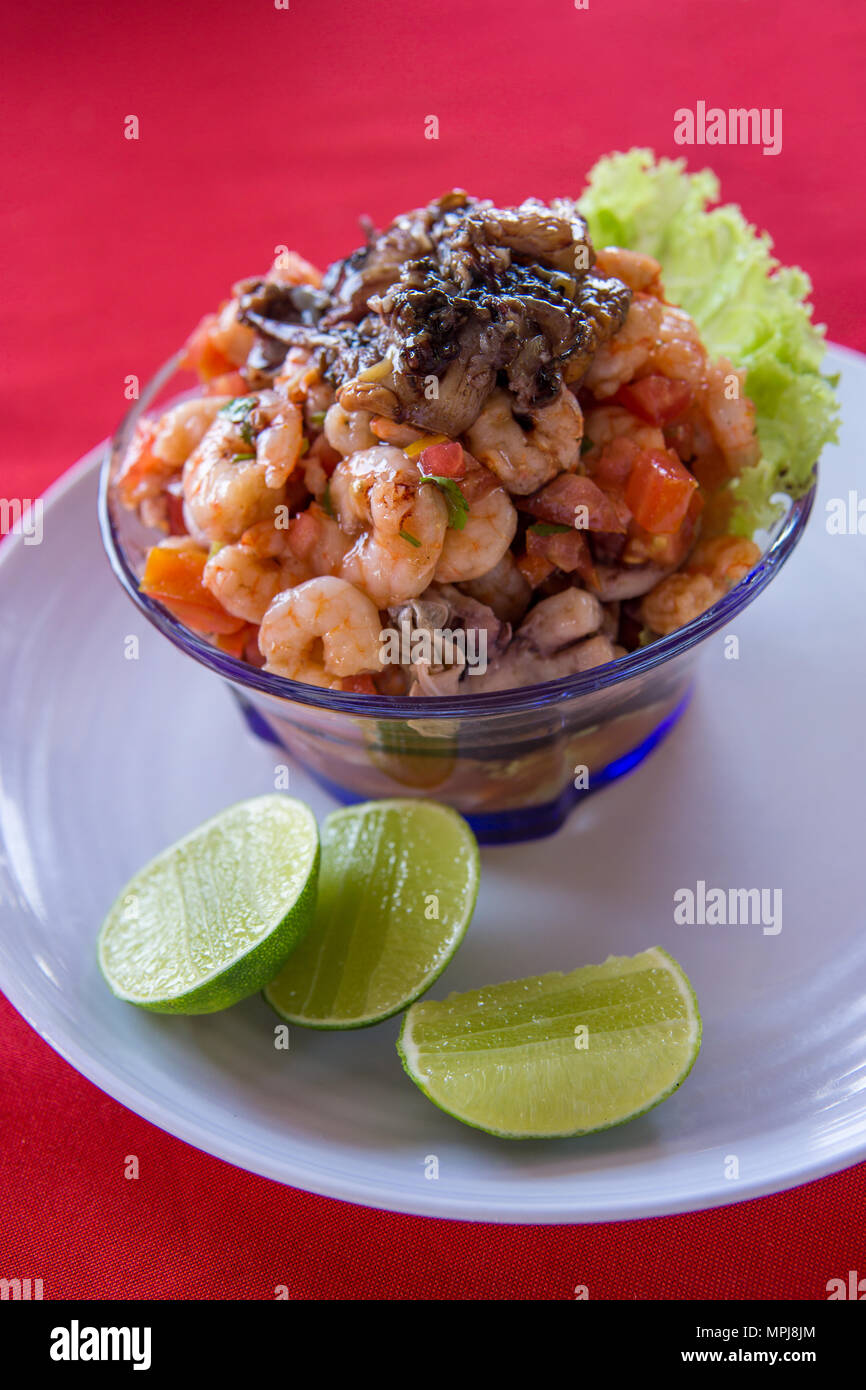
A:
2 0 864 1298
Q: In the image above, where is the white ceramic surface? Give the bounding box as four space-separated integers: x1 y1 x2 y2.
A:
0 345 863 1222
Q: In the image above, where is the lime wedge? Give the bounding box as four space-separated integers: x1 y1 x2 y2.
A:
264 799 479 1028
397 947 701 1138
98 795 319 1014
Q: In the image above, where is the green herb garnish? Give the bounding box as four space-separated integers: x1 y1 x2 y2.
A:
232 453 256 462
580 436 594 455
219 396 258 422
310 411 327 427
424 475 469 531
321 482 335 518
400 528 422 548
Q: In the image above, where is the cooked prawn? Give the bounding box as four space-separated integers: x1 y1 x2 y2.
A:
183 392 304 544
465 387 584 495
583 295 665 399
701 360 761 474
323 403 378 457
202 520 309 624
594 247 664 296
583 296 706 398
258 576 383 688
434 485 517 583
330 445 448 606
640 572 724 636
583 403 666 454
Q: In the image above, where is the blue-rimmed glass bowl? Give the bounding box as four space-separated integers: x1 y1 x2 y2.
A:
98 355 816 843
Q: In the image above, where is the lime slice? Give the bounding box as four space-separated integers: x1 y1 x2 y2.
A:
264 799 479 1028
98 795 319 1014
398 947 701 1138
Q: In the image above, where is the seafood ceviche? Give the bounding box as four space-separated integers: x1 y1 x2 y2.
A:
115 153 837 696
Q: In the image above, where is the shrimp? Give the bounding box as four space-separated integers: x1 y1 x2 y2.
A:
203 520 309 624
700 359 761 474
434 485 517 583
583 296 706 398
640 572 723 636
183 391 304 544
594 247 664 296
258 576 383 688
286 502 351 577
465 387 584 495
152 397 231 466
687 534 761 587
583 295 664 399
460 550 532 626
116 398 231 510
369 416 427 447
583 403 666 454
330 446 449 607
652 306 707 386
323 403 378 457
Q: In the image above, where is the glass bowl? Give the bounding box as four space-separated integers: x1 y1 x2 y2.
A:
98 354 816 843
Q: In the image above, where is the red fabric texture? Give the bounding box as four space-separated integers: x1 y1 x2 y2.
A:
2 0 864 1298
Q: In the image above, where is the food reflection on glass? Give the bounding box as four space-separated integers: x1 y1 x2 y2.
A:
113 151 838 699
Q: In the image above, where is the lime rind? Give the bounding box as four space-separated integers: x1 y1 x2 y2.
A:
98 795 320 1014
397 947 702 1139
264 799 480 1029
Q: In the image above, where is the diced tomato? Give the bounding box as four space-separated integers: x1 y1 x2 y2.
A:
214 623 259 658
140 541 245 636
624 449 699 534
165 483 187 536
339 674 377 694
587 436 642 492
625 489 704 568
516 549 556 588
417 441 466 480
615 375 692 425
519 473 628 534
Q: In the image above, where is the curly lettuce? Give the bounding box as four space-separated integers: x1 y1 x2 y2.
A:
578 149 840 533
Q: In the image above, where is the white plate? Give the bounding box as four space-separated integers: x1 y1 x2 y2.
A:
1 345 864 1223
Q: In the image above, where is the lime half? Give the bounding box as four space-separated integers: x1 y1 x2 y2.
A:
264 799 479 1028
98 795 319 1014
398 947 701 1138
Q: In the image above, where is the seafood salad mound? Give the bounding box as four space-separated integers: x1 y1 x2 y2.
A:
115 152 838 696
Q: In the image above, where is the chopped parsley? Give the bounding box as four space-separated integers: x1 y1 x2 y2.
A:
399 528 422 548
220 396 258 447
321 482 335 517
423 475 469 530
580 436 594 455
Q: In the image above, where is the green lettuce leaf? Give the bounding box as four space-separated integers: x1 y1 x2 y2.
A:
578 149 840 533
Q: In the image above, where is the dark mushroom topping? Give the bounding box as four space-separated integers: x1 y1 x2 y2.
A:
237 191 631 436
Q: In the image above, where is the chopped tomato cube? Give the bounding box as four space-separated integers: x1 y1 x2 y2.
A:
616 375 692 425
624 449 699 535
339 674 377 694
417 441 466 479
140 541 245 635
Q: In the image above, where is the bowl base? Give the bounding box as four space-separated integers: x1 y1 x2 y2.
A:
231 687 693 844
